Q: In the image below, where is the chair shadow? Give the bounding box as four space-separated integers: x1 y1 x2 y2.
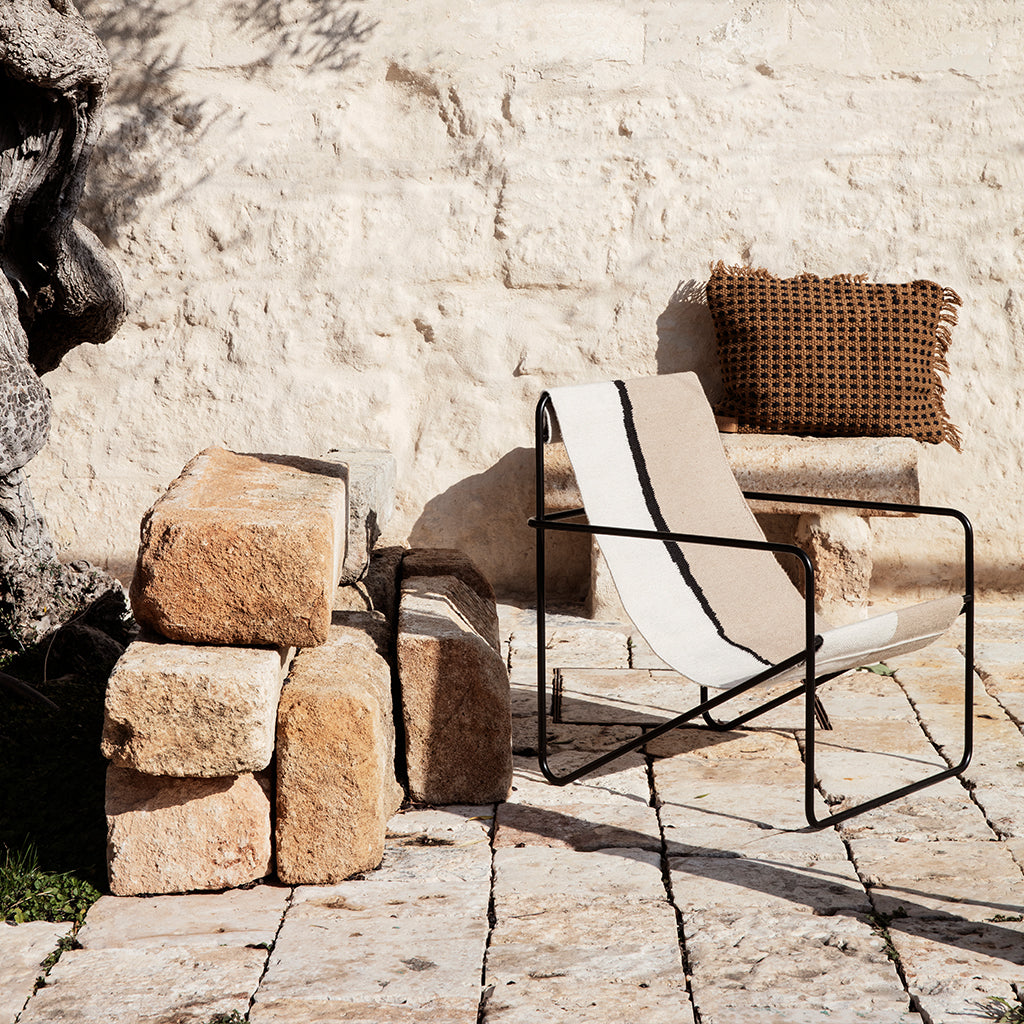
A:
485 802 1024 969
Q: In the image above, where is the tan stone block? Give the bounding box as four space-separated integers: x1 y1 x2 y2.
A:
320 448 397 584
401 548 499 649
398 575 512 804
795 510 873 624
105 766 272 896
130 448 347 646
332 545 405 658
102 635 292 777
276 625 403 884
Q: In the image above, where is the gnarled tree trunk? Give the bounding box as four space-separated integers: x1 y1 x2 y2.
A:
0 0 127 651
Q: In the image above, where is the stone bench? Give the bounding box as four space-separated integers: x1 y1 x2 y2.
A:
545 434 921 625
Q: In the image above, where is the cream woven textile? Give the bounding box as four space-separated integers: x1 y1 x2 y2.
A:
545 372 961 690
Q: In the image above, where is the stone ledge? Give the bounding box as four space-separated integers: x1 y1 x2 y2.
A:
721 434 921 516
545 435 921 517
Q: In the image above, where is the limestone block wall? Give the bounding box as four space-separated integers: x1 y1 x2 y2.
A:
26 0 1024 600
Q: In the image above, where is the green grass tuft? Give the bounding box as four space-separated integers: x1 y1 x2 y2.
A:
973 997 1024 1022
0 844 100 925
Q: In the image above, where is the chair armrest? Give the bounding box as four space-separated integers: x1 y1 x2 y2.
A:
529 512 815 571
742 492 974 600
742 490 966 522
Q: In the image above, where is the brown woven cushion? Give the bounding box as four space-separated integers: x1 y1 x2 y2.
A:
707 264 962 449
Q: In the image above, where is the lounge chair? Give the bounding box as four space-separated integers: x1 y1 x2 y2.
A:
529 372 974 828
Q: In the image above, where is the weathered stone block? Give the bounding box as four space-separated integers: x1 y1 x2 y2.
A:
105 767 272 896
102 635 293 777
332 545 405 657
398 573 512 804
130 448 347 647
321 448 396 584
401 549 500 652
276 623 404 885
795 510 873 624
403 546 496 602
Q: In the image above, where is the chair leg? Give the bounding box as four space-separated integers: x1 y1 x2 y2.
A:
802 601 974 829
699 683 836 731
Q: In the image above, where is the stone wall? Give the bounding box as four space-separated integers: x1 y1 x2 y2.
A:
26 0 1024 599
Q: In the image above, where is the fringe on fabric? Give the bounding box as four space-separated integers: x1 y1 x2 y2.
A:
933 286 963 452
708 263 966 452
709 261 870 285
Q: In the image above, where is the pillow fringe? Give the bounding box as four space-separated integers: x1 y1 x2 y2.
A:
710 261 871 286
933 286 963 452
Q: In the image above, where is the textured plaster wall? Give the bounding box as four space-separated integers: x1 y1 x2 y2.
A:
28 0 1024 599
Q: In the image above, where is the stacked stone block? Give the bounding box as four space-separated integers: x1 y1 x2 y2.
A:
104 447 513 895
129 448 349 647
275 547 406 884
398 549 513 805
106 449 360 895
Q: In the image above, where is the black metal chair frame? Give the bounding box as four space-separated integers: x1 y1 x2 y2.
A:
528 394 975 830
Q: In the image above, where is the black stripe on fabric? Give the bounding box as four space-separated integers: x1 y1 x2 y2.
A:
612 379 772 668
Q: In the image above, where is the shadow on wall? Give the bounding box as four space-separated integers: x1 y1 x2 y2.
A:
655 278 723 401
411 286 724 600
410 447 589 603
75 0 378 244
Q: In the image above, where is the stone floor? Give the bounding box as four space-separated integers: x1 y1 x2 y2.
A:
4 600 1024 1024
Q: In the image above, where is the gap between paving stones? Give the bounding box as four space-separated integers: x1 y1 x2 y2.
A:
510 604 1024 1023
11 604 1024 1023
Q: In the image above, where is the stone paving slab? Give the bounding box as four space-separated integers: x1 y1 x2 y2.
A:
486 902 682 984
835 780 996 841
18 946 267 1024
76 886 290 949
495 800 661 852
508 679 538 718
12 600 1024 1024
891 660 986 706
959 767 1024 838
534 721 646 757
481 978 696 1024
493 847 666 912
975 641 1024 671
910 979 1019 1024
0 921 70 1024
250 996 480 1023
887 915 1024 982
539 626 631 668
508 752 650 803
685 909 919 1024
850 839 1024 922
257 898 489 1009
553 667 700 725
669 855 869 917
653 756 831 833
385 805 495 846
